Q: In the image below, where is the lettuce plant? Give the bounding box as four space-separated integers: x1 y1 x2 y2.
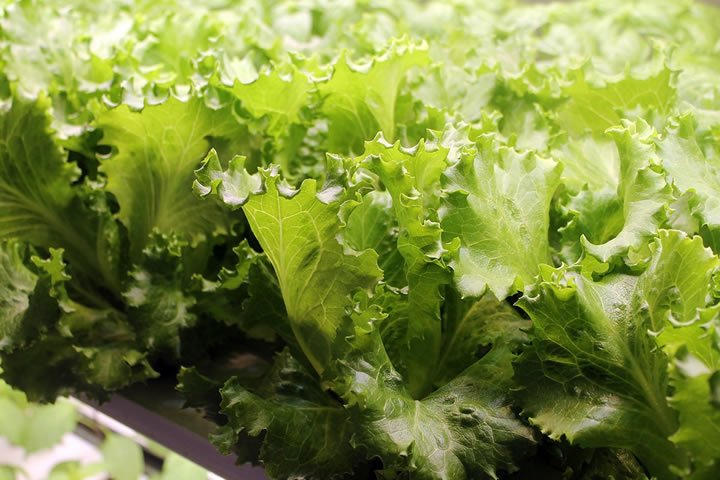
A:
2 0 720 478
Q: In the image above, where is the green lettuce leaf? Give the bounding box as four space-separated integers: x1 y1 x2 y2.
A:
0 246 156 401
441 133 562 300
227 68 311 138
218 349 359 479
96 96 242 259
647 231 720 471
0 96 78 244
656 113 720 253
318 40 430 154
123 232 197 356
515 230 720 478
195 155 381 374
341 189 402 285
0 242 56 352
0 95 122 291
435 289 530 386
668 344 720 472
563 120 672 263
557 60 676 136
331 315 536 479
360 135 451 397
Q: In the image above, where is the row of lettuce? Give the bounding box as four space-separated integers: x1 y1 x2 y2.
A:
2 0 720 478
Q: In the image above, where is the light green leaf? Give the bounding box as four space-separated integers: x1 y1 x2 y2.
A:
228 68 311 137
49 461 106 480
656 113 720 253
0 96 77 243
414 65 496 124
668 351 720 470
558 61 676 135
97 96 241 259
193 149 262 208
101 434 144 480
441 134 562 300
646 232 720 468
0 96 112 285
342 190 406 287
243 175 381 374
318 40 430 154
0 397 25 445
515 273 681 478
500 100 555 152
576 120 672 263
21 400 77 453
360 136 450 398
0 466 16 480
342 190 395 255
156 453 207 480
641 230 719 340
196 161 381 374
0 395 76 453
552 133 619 195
